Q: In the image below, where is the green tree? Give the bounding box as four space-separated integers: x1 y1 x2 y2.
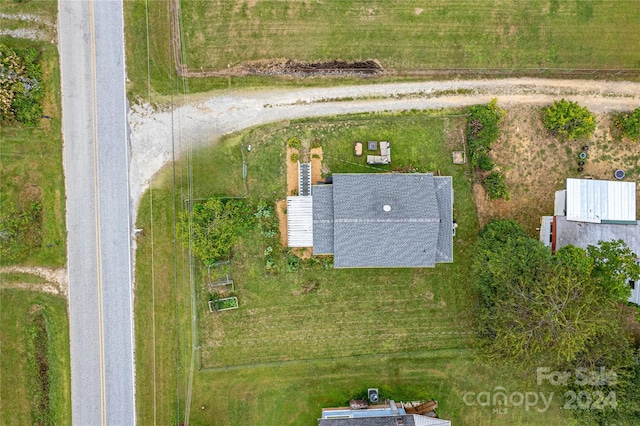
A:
615 107 640 140
542 99 596 140
179 199 237 266
473 221 626 368
587 239 640 302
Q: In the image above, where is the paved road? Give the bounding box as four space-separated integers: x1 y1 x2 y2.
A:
59 0 135 424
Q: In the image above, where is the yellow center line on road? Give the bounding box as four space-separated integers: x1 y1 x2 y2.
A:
88 1 108 424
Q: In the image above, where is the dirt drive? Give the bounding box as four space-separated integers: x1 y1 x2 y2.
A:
129 78 640 230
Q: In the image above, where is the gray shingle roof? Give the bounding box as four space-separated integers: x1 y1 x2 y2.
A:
434 177 453 263
318 415 416 426
312 184 335 254
312 173 454 268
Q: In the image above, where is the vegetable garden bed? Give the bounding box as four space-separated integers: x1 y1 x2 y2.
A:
208 296 239 312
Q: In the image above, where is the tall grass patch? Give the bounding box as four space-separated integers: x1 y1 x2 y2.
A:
0 290 71 424
0 37 66 267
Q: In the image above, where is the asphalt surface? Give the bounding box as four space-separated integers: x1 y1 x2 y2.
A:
59 0 135 424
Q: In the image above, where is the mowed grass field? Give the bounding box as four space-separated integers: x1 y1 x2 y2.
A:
181 0 640 70
0 290 71 425
0 36 66 267
134 111 572 425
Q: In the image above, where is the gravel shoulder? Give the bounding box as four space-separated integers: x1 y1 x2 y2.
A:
0 266 68 298
129 78 640 221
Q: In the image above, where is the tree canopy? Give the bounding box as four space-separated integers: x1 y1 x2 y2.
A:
473 220 640 423
474 220 638 368
542 98 596 140
178 199 255 266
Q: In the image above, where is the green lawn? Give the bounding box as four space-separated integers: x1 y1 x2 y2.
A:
0 36 66 267
0 289 71 425
182 0 640 71
134 111 573 424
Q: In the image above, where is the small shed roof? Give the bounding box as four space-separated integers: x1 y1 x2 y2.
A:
565 178 636 224
287 196 313 247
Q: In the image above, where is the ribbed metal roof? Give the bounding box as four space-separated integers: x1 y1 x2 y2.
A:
565 178 636 224
287 196 313 247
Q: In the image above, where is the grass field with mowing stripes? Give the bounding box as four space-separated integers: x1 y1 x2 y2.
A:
182 0 640 70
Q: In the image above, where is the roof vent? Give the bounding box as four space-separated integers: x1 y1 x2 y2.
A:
383 205 391 212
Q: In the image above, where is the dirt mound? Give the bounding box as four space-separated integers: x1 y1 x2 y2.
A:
236 59 383 76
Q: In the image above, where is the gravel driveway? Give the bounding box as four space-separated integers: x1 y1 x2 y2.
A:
129 78 640 220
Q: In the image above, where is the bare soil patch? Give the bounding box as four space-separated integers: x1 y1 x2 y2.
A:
310 147 323 183
0 266 68 298
275 199 288 247
292 247 312 259
286 147 299 195
232 59 383 77
474 105 640 235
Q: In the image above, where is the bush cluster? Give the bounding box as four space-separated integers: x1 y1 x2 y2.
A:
287 137 302 150
179 199 255 266
615 107 640 140
542 99 595 140
0 44 44 126
483 171 509 200
466 98 506 170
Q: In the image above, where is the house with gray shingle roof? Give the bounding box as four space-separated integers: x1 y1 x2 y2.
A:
312 173 454 268
318 399 451 426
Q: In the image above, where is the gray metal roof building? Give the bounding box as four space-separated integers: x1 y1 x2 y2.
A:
565 178 636 224
313 173 454 268
540 178 640 305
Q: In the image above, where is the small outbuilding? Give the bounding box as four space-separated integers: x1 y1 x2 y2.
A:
540 178 640 305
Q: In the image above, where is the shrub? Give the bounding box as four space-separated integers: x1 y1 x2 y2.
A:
614 108 640 140
286 254 300 273
290 152 299 162
287 137 302 149
477 153 495 171
542 99 596 140
466 99 507 167
0 44 44 126
311 139 322 148
311 153 320 159
483 171 509 200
